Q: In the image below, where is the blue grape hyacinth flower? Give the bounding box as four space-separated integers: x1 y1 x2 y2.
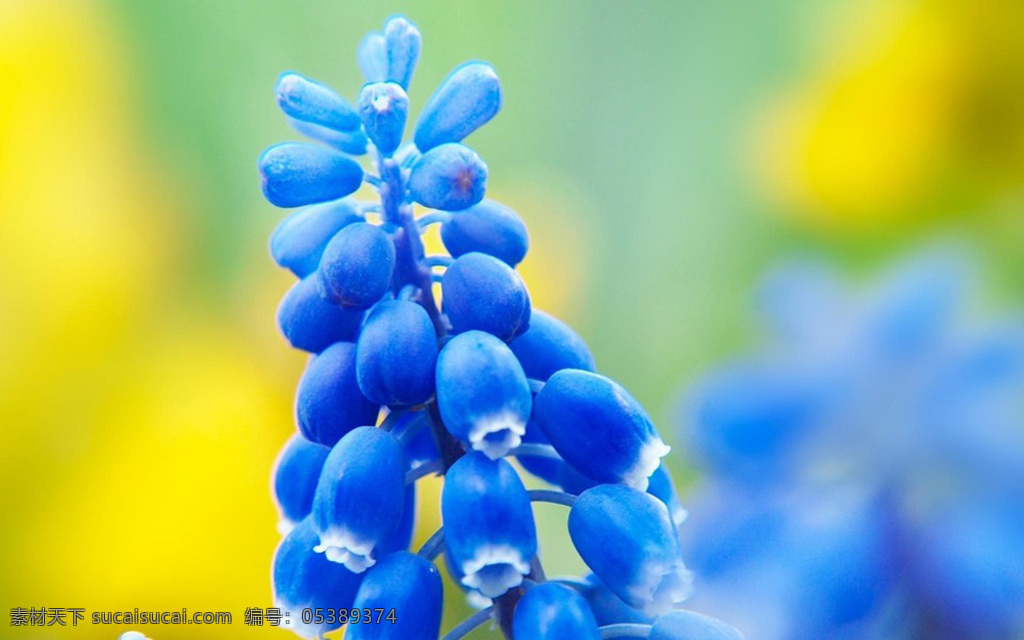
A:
260 14 741 639
311 427 406 572
679 249 1024 640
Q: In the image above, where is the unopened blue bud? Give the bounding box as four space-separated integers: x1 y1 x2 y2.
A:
441 199 528 266
414 62 502 151
296 342 380 446
357 32 388 83
408 143 487 211
442 252 531 342
569 485 693 616
357 82 408 155
288 117 369 155
513 582 601 639
276 72 360 132
436 331 531 458
273 517 363 638
535 370 669 490
312 427 406 572
509 309 595 379
383 16 421 90
277 275 364 353
348 551 442 640
317 222 396 309
270 199 363 277
259 142 364 208
649 610 745 640
272 434 331 532
441 452 537 598
356 300 438 406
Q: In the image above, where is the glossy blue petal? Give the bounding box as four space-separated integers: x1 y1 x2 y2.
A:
440 199 528 266
513 582 601 640
383 16 421 90
357 32 388 83
272 434 331 530
272 517 364 638
356 300 438 406
436 331 531 458
277 275 364 353
569 485 692 616
408 143 487 211
509 309 595 380
442 252 531 342
312 427 406 573
275 72 360 131
357 82 408 155
296 342 380 446
348 551 442 640
650 610 745 640
270 199 363 277
414 62 502 151
535 369 669 490
288 117 368 155
259 142 364 208
441 452 537 598
579 573 653 626
317 222 395 309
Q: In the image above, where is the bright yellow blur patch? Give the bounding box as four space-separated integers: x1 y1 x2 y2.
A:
0 3 293 637
750 0 1024 232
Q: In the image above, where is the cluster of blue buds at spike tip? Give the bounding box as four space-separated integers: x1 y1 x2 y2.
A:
260 15 744 640
677 248 1024 640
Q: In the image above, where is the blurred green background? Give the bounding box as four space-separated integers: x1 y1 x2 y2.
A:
1 0 1021 637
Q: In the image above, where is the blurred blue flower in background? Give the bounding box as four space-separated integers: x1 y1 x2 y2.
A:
679 248 1024 640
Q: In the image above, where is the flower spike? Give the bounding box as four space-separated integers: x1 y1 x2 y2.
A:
259 13 740 639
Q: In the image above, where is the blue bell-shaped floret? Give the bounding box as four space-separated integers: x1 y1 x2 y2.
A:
569 484 692 616
436 331 531 459
312 427 406 573
535 369 669 490
441 452 537 598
